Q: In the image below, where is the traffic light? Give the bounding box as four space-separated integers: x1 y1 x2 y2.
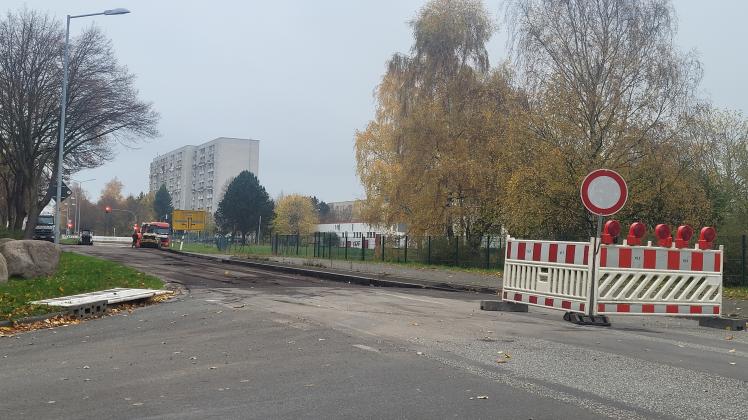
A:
105 206 112 213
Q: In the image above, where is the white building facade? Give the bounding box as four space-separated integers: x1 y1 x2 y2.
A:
314 200 406 249
149 137 259 214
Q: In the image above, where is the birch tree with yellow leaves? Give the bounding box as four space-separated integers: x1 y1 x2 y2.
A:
355 0 517 239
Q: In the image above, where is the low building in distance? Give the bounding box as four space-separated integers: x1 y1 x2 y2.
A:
316 200 405 248
149 137 259 215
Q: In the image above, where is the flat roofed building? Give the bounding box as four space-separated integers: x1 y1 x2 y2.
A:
149 137 259 215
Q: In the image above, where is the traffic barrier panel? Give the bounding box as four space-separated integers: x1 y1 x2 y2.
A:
595 243 723 316
502 238 594 313
502 236 724 317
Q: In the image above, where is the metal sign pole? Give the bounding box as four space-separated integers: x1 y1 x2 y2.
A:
588 215 603 317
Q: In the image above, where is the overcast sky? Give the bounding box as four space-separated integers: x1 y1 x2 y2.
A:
9 0 748 203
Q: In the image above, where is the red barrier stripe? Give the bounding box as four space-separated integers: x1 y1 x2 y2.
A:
666 305 679 314
714 253 721 272
713 306 720 315
580 303 585 312
564 244 574 264
514 293 522 301
691 251 703 271
600 247 608 267
619 248 632 268
561 301 571 309
598 303 605 313
642 304 655 313
544 298 554 307
517 242 526 260
643 249 656 269
503 291 507 299
689 306 703 314
506 241 512 258
549 243 558 262
529 295 538 304
617 303 630 313
583 246 589 265
532 243 541 261
667 251 679 270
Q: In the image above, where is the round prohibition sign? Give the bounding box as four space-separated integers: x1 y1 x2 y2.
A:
580 169 628 216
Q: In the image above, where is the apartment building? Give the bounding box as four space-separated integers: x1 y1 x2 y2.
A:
149 137 259 214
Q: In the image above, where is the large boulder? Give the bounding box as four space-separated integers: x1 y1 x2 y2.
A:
0 240 61 279
0 252 7 283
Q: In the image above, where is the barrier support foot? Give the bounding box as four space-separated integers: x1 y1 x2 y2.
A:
563 312 611 327
481 300 528 312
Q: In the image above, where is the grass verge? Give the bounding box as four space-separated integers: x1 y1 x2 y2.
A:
0 252 163 321
723 286 748 301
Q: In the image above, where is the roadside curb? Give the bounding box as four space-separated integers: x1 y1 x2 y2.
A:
165 248 499 295
0 312 67 328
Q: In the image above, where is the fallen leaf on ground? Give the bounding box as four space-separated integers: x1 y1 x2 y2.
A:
477 396 488 399
728 349 736 353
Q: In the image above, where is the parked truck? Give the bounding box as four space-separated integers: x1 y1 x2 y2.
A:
33 214 56 242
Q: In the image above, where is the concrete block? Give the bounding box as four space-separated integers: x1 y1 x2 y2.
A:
698 317 746 331
480 300 528 312
67 300 108 319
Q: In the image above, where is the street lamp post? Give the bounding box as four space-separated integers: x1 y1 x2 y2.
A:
54 8 130 244
71 178 95 234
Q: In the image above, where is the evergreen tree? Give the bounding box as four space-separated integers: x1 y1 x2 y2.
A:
214 171 273 243
153 185 174 222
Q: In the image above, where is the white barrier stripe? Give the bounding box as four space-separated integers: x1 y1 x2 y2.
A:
655 249 668 270
540 242 550 262
574 245 585 265
607 247 619 268
678 250 692 271
510 242 518 259
631 248 644 269
703 252 715 273
524 243 534 260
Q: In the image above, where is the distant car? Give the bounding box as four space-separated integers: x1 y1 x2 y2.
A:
78 230 94 246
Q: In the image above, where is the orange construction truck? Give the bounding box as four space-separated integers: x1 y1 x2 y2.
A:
139 222 171 248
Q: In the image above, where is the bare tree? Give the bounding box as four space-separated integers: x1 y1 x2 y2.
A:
507 0 703 160
0 10 159 237
503 0 704 235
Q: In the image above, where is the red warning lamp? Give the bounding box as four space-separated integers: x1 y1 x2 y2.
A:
675 225 694 249
67 223 73 229
698 227 716 250
105 206 112 213
626 222 647 246
601 220 621 245
654 224 672 248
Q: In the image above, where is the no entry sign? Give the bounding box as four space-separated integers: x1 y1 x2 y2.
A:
580 169 628 216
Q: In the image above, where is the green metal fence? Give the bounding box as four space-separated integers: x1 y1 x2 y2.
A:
267 232 747 285
271 233 506 270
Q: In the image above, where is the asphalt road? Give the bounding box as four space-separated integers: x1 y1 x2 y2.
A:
1 244 746 419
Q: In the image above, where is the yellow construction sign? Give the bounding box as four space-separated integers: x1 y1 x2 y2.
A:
171 209 207 231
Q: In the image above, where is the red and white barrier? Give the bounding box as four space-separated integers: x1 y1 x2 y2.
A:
502 236 724 317
503 238 593 314
595 243 723 316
